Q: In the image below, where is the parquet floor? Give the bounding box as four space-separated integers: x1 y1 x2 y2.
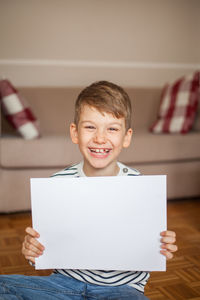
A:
0 198 200 299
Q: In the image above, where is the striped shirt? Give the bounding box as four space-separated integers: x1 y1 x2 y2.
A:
51 161 150 293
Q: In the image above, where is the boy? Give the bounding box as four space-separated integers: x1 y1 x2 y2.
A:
0 81 177 299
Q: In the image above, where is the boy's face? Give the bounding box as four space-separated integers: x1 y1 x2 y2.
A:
70 105 132 176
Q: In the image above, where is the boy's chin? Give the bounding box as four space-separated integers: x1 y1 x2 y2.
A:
89 161 110 169
85 158 117 172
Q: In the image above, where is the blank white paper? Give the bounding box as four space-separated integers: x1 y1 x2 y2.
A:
30 175 167 271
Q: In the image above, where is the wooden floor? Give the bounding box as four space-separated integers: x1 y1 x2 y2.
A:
0 198 200 300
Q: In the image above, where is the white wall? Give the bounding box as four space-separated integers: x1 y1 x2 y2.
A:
0 0 199 87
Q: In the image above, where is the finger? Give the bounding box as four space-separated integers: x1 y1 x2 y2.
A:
160 250 173 260
22 241 43 258
24 241 44 255
25 227 40 238
161 236 176 244
25 256 35 264
23 246 41 258
161 244 178 252
25 235 45 251
160 230 176 238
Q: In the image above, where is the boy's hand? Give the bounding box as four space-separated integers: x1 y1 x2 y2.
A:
22 227 45 264
160 230 178 259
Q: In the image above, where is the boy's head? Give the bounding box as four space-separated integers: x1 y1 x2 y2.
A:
74 81 132 131
70 81 133 176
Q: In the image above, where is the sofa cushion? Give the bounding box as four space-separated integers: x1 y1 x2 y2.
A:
0 79 40 139
1 131 200 168
0 135 81 168
150 72 199 134
1 87 162 136
119 129 200 164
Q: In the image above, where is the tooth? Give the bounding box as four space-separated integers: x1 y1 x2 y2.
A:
100 149 104 153
96 149 100 153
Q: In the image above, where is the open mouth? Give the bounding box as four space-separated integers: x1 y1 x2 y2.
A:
89 148 111 155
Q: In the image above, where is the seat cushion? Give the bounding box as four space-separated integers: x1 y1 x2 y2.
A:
1 131 200 168
119 129 200 164
0 135 81 168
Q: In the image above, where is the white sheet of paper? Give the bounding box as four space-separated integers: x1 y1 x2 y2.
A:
30 175 166 271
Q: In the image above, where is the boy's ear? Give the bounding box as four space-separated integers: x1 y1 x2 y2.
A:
70 123 79 144
123 128 133 148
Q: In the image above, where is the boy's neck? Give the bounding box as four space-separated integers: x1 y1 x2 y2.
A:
83 161 120 177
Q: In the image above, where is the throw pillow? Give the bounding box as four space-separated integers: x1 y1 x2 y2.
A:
150 71 200 134
192 86 200 131
0 79 40 139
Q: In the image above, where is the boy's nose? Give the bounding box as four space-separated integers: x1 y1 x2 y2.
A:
94 130 106 144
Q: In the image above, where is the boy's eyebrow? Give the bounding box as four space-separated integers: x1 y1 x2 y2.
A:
80 120 95 125
80 120 93 123
80 120 123 127
107 123 123 127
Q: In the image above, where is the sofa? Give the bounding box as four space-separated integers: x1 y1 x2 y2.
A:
1 87 200 212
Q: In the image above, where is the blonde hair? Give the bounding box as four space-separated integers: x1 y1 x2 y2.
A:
74 81 132 130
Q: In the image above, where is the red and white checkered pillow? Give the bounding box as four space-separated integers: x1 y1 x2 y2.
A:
0 79 40 139
193 86 200 131
150 71 200 134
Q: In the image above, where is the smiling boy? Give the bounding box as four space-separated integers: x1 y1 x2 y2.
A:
0 81 177 300
70 105 132 177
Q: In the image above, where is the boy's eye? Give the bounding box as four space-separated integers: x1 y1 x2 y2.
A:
85 126 95 130
108 127 119 131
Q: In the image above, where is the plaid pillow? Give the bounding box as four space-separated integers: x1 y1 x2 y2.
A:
193 87 200 131
0 79 40 139
150 71 200 134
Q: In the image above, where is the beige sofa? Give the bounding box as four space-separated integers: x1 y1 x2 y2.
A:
1 87 200 212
